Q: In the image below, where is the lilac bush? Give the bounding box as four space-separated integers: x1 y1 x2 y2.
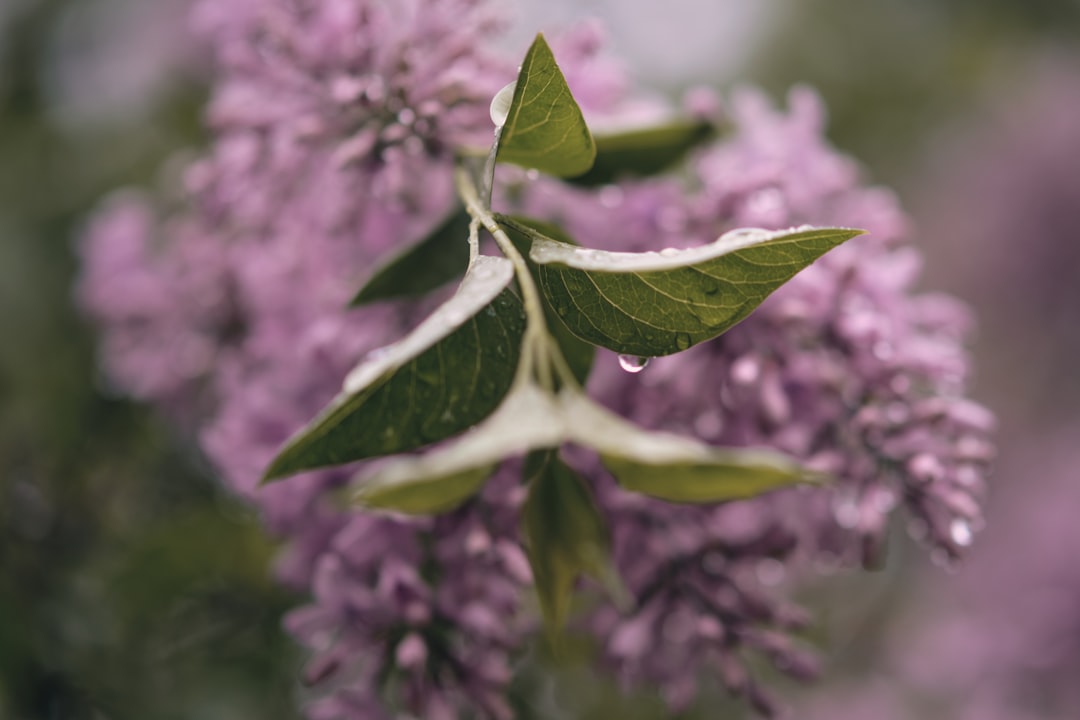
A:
78 0 994 716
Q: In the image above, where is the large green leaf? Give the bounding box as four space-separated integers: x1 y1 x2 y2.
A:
560 391 813 503
498 215 595 385
522 452 621 629
569 119 715 186
263 256 526 481
495 34 596 178
530 225 864 357
349 207 471 306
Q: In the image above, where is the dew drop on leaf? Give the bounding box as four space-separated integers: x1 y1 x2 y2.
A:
489 81 516 127
617 354 651 373
675 333 692 351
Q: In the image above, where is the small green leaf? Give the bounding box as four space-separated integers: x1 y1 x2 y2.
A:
354 464 497 515
496 34 596 178
522 451 623 630
349 207 471 306
263 256 525 481
569 119 715 186
560 391 812 503
530 225 865 357
498 215 595 384
347 384 566 508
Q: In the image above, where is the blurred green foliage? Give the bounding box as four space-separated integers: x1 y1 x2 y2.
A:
0 2 299 718
747 0 1080 186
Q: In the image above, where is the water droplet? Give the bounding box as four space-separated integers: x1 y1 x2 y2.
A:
949 518 973 547
618 354 651 373
554 303 569 317
659 247 680 257
675 333 691 351
701 278 719 295
489 81 516 126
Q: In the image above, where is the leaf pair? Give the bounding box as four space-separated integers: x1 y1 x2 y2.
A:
347 379 811 627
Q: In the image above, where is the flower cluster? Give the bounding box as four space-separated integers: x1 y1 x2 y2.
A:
513 85 993 711
78 1 994 716
794 56 1080 720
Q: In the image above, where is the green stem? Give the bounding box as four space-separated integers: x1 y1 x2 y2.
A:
455 162 569 392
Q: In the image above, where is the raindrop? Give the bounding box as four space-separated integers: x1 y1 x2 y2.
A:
949 518 973 547
675 333 692 351
618 354 651 373
489 81 516 126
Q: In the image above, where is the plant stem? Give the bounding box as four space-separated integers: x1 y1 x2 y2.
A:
455 163 574 393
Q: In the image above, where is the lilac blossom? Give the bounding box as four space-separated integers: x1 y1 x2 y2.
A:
894 430 1080 720
508 85 993 711
77 1 994 716
794 58 1080 720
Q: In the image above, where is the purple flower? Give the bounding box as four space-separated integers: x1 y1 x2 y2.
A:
510 86 993 711
77 2 995 716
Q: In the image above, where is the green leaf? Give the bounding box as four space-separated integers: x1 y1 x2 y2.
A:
560 391 813 503
530 225 865 357
522 451 623 629
347 383 566 508
344 380 812 514
495 34 596 178
263 256 526 482
569 119 715 186
354 464 497 515
349 207 471 306
498 215 595 385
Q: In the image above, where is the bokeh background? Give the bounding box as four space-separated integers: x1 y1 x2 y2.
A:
2 0 1078 718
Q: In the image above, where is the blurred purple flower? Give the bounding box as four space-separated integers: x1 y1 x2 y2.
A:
77 1 995 716
791 56 1080 720
512 86 994 712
